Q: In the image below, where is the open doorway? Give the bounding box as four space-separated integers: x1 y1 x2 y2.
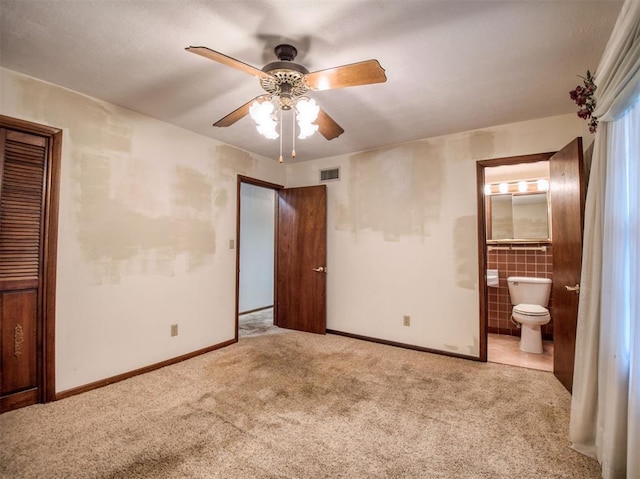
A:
236 176 284 339
236 176 328 339
477 153 555 372
478 139 585 391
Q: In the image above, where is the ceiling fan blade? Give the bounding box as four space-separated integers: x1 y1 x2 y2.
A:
213 95 269 127
316 108 344 140
186 46 272 80
305 59 387 90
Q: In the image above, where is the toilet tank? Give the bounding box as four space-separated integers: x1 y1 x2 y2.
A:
507 276 552 306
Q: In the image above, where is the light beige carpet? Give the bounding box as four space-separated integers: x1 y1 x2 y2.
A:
0 331 600 478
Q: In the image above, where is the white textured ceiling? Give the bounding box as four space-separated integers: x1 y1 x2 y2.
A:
0 0 622 162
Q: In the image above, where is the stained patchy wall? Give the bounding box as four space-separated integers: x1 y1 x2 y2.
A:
0 66 592 391
1 68 284 392
285 114 590 357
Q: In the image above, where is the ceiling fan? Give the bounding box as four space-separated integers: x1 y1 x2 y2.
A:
185 43 387 144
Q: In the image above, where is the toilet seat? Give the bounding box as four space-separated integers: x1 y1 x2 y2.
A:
513 303 549 316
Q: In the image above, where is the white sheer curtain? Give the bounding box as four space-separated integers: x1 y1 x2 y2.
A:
569 1 640 478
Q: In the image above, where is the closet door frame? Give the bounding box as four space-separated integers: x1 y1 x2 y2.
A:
1 114 62 405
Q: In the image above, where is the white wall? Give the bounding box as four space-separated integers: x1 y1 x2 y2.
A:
239 183 275 312
285 114 591 357
1 68 284 392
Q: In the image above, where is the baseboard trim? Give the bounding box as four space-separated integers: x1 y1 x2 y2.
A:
55 338 237 401
239 305 274 315
326 329 481 362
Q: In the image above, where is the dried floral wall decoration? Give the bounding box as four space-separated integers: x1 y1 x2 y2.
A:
569 70 598 133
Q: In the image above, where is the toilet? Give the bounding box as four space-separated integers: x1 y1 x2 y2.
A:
506 276 552 354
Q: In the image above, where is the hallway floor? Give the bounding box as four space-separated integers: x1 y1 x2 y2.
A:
239 308 282 338
487 333 553 372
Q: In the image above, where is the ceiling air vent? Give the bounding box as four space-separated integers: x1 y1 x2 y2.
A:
320 167 340 183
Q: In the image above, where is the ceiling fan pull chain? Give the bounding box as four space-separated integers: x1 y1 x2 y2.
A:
292 107 297 159
279 108 284 164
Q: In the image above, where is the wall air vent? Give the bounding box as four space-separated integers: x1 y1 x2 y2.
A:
320 167 340 183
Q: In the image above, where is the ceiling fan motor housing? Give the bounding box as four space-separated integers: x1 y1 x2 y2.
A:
260 44 311 105
274 44 297 61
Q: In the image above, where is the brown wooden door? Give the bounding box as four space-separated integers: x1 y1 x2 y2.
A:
275 185 327 334
0 128 48 412
549 137 585 393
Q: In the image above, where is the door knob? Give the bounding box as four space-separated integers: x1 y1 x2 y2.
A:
312 266 327 273
565 284 580 294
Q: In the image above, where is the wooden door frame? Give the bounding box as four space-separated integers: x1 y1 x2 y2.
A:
0 115 61 403
475 152 555 362
235 175 283 339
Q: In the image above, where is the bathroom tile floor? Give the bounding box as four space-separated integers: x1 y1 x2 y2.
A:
487 333 553 371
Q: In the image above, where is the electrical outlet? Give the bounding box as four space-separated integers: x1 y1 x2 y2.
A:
403 315 410 327
170 324 178 337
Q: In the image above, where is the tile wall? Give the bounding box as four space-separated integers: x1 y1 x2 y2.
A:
487 243 553 339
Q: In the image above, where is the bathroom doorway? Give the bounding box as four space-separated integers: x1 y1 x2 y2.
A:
477 139 586 389
477 153 555 372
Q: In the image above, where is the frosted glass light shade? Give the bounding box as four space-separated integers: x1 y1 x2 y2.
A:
296 98 319 139
248 97 323 141
249 100 273 123
256 121 279 139
296 98 319 123
250 100 279 139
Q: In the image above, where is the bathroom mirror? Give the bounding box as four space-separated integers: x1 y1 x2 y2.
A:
489 195 513 239
512 193 549 239
487 192 550 242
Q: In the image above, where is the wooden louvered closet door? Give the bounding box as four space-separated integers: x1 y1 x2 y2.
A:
0 128 48 411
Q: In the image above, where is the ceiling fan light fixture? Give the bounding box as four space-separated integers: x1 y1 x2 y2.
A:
256 121 279 140
296 98 319 123
297 122 319 140
250 95 320 141
296 98 320 139
249 99 273 123
250 100 279 139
